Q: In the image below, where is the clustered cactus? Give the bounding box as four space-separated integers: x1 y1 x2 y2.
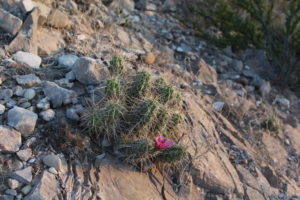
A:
83 55 186 165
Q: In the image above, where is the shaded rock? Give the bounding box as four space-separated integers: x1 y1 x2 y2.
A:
0 89 13 100
6 8 39 54
162 0 177 12
43 154 62 171
23 89 36 100
65 71 75 81
14 86 24 96
47 9 71 29
43 81 78 108
0 126 22 153
261 165 281 188
213 102 225 112
16 148 32 161
23 171 59 200
72 57 109 85
5 189 17 196
13 51 41 69
275 97 290 108
21 185 32 195
40 109 55 121
58 54 78 69
7 106 38 136
15 74 41 87
0 8 22 35
11 166 33 184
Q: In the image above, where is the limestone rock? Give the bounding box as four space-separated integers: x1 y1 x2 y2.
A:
0 8 22 35
7 106 38 136
72 57 109 85
43 81 78 108
13 51 41 69
0 126 22 153
15 74 41 87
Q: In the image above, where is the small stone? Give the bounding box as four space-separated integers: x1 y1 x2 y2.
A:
143 53 156 64
66 108 79 121
43 81 78 108
16 148 32 161
12 166 33 184
5 189 17 196
6 100 17 108
15 74 41 87
72 57 109 85
23 89 36 100
37 97 50 110
12 51 41 68
20 102 31 108
48 167 58 174
65 71 75 81
7 106 38 136
259 81 271 97
245 85 255 92
58 54 78 69
16 194 23 199
0 126 22 153
43 154 62 171
47 9 71 29
213 102 225 112
8 179 20 190
14 86 24 96
40 109 55 121
21 185 31 195
276 97 290 108
0 89 13 100
0 104 5 114
0 8 23 35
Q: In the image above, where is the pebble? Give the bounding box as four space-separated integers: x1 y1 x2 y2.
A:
37 97 50 110
0 89 13 100
213 102 225 112
21 185 32 195
14 86 24 96
65 71 75 81
20 102 31 108
43 154 62 171
23 89 36 100
66 108 80 121
0 104 5 114
40 109 55 121
15 74 41 87
16 148 32 161
6 100 17 108
8 179 20 189
5 189 17 196
275 97 290 108
48 167 58 174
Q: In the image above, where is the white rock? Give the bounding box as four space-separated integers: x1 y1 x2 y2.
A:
65 71 75 81
213 102 225 112
13 51 42 68
8 106 38 136
8 179 20 189
40 109 55 121
16 148 32 161
23 88 36 100
37 97 50 110
58 54 78 69
0 126 22 153
0 104 5 114
48 167 58 174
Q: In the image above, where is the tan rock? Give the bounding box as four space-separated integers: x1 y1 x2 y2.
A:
197 59 218 86
144 52 156 64
47 9 71 29
0 8 23 35
37 28 65 56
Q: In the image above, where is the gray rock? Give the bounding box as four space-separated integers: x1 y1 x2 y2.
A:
15 74 41 87
8 179 20 190
66 108 79 121
12 51 41 68
7 106 38 136
6 8 39 54
20 102 31 108
0 8 22 35
43 154 62 171
43 81 78 108
162 0 177 12
40 109 55 121
231 60 243 71
58 54 78 69
0 126 21 153
0 89 13 100
36 97 50 110
176 43 192 53
23 171 59 200
6 100 17 108
16 148 32 161
0 104 5 114
14 86 24 96
213 102 225 112
72 57 109 85
275 97 290 108
23 89 36 100
5 189 17 196
65 71 75 81
21 185 32 195
11 166 32 184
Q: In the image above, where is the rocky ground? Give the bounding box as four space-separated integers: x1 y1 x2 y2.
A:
0 0 300 199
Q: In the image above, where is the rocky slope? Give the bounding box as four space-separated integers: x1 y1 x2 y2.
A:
0 0 299 199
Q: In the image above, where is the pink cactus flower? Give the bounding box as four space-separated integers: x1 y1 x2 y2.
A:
155 136 173 149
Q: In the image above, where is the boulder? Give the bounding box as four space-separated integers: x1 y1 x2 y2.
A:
0 126 22 153
46 9 71 29
7 106 38 136
0 8 22 35
72 57 109 85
